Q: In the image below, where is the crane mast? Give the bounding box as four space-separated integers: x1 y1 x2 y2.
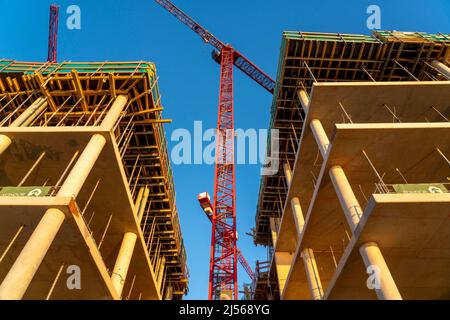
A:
210 46 237 299
154 0 273 300
213 47 238 300
198 189 256 291
47 4 59 63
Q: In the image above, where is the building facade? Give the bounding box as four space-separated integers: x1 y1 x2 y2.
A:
254 31 450 300
0 60 188 300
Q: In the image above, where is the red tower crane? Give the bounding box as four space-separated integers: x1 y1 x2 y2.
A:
47 4 59 63
198 193 255 282
155 0 274 300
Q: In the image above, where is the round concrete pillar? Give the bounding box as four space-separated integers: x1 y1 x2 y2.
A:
290 197 305 237
283 162 292 188
431 60 450 80
329 165 362 231
0 208 66 300
101 95 128 130
58 134 106 198
298 89 310 113
359 242 402 300
111 232 137 298
310 119 330 157
301 248 324 300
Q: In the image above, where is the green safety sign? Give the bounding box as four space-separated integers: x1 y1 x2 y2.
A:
0 186 52 197
392 184 448 194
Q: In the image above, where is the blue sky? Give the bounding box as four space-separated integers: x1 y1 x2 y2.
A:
1 0 449 300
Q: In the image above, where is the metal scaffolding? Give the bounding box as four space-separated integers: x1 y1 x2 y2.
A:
0 60 188 299
255 30 450 246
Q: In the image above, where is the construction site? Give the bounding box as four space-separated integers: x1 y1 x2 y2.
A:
253 30 450 300
0 1 449 302
0 60 188 299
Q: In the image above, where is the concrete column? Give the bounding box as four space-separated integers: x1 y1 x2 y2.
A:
18 100 48 127
290 197 305 237
0 134 107 299
156 256 166 287
0 136 12 156
274 252 293 295
58 134 106 197
297 89 310 113
164 285 173 300
283 162 292 188
329 166 362 231
136 187 150 224
310 119 329 158
431 60 450 80
135 187 145 210
111 232 137 298
301 248 324 300
0 98 48 155
269 217 278 247
12 98 47 127
270 217 293 296
0 208 65 300
101 95 128 130
359 242 402 300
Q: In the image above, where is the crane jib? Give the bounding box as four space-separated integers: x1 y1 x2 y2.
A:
234 56 275 92
155 0 274 94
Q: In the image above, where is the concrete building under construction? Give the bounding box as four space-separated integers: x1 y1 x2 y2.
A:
253 30 450 300
0 60 188 300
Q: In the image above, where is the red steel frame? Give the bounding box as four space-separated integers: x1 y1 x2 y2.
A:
237 249 255 281
48 4 59 63
198 195 255 282
209 46 237 300
154 0 274 299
